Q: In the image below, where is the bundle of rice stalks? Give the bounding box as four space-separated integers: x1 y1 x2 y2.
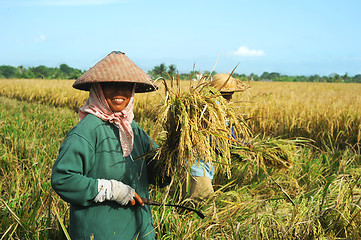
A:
230 136 307 171
151 75 251 178
212 136 308 192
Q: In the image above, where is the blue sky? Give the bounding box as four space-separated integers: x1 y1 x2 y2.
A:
1 0 360 76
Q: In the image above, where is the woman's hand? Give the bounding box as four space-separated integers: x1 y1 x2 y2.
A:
95 179 145 207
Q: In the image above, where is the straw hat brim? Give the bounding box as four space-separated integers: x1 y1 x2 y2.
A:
73 51 157 93
73 81 157 93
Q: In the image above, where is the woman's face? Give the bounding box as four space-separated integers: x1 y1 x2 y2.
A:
101 82 134 112
221 92 234 102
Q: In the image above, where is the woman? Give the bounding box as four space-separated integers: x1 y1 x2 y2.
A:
51 51 168 240
186 73 249 200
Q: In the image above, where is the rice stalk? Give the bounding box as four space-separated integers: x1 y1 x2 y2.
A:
230 136 307 170
151 75 251 178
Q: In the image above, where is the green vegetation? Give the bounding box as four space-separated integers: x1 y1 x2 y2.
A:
1 63 361 83
0 96 77 239
0 64 84 80
149 63 361 83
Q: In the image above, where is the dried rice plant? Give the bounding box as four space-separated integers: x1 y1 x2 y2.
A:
151 75 252 178
230 136 307 171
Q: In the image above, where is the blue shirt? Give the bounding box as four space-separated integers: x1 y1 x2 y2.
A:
190 125 237 179
191 160 215 179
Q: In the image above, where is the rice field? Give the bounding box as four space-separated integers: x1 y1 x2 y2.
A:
239 81 361 149
0 78 360 239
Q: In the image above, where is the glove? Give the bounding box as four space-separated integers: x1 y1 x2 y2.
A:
94 179 135 205
109 180 135 205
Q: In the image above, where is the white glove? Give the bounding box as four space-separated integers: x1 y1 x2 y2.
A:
94 179 135 205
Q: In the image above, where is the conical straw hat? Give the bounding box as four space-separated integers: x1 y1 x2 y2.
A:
210 73 248 92
73 51 157 93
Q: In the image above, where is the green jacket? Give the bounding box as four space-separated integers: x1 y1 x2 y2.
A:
51 114 162 240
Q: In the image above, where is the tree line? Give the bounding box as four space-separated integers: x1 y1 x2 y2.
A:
0 64 84 80
1 63 361 83
148 63 361 83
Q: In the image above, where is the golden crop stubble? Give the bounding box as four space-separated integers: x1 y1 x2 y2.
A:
0 79 88 111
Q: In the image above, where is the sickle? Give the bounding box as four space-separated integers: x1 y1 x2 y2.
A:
141 197 205 219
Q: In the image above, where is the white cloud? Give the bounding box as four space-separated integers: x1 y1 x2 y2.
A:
232 46 265 57
35 34 46 42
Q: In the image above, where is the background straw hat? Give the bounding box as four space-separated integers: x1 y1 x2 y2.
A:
210 73 248 92
73 51 157 93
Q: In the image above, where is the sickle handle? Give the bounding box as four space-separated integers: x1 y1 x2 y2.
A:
141 197 205 219
141 197 161 206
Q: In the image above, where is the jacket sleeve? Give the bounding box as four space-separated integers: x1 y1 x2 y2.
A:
51 133 98 207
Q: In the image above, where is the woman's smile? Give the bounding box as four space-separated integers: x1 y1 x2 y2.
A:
112 97 125 104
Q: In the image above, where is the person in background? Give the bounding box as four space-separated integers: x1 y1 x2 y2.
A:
51 51 169 240
185 73 250 201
